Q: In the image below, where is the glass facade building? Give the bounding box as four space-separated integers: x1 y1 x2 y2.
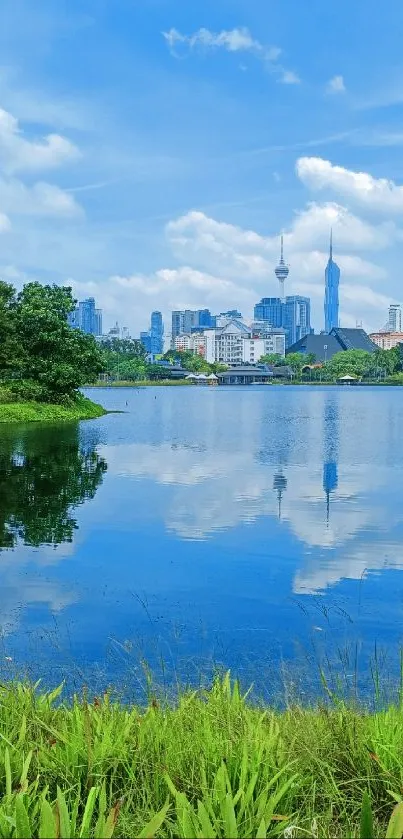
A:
253 296 311 348
324 232 340 333
68 297 102 336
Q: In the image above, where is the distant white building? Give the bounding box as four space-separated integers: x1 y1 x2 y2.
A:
204 320 286 366
174 332 207 356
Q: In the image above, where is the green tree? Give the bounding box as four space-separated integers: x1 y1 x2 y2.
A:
327 349 372 379
12 283 103 402
0 281 20 375
285 352 306 376
259 353 283 366
101 339 147 381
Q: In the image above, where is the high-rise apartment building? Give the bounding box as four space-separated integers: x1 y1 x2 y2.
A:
324 231 340 333
388 304 402 333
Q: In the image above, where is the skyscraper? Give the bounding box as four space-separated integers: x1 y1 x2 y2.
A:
171 309 214 338
253 296 311 348
68 297 102 336
324 231 340 333
150 311 164 354
283 296 311 346
388 304 402 332
274 235 289 300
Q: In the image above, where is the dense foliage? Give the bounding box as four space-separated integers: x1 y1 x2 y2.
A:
286 347 403 381
99 344 227 381
0 281 103 403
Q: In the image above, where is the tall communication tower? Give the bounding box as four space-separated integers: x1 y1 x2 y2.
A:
274 235 289 301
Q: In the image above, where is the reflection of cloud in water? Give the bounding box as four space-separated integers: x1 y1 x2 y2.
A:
102 444 403 593
0 542 77 634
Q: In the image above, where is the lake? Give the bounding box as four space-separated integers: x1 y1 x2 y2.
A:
1 385 403 700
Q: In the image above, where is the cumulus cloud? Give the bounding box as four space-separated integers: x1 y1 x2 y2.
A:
162 26 298 84
0 176 83 217
68 200 392 336
296 156 403 213
326 75 346 94
0 107 81 174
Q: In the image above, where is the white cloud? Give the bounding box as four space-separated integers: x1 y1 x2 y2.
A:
67 202 391 335
0 176 83 217
296 156 403 213
281 70 301 85
326 75 346 94
162 26 299 84
163 26 270 56
0 107 81 174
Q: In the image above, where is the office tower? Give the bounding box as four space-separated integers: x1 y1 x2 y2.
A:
283 296 311 346
171 308 214 338
150 311 164 355
253 298 283 328
254 295 310 349
324 230 340 333
388 304 402 332
94 309 102 337
274 235 289 301
172 310 185 338
68 297 102 336
78 298 96 335
140 331 152 353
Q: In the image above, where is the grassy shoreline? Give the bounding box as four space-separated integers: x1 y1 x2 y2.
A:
91 379 192 387
0 395 106 423
0 676 402 838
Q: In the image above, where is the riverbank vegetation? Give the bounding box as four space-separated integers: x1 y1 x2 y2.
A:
280 347 403 384
0 675 402 838
0 280 105 420
99 340 226 382
0 394 106 423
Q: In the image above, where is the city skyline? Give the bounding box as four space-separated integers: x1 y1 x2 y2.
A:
1 0 403 339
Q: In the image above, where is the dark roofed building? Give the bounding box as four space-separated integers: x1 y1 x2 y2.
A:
286 333 341 361
329 327 377 353
287 328 377 361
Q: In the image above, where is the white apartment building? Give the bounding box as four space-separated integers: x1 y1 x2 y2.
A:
174 320 286 365
204 321 286 366
369 332 403 350
174 332 207 356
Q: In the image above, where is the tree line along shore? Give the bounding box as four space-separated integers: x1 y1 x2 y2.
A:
2 278 403 424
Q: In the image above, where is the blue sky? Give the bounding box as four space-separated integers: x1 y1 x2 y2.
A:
1 0 403 335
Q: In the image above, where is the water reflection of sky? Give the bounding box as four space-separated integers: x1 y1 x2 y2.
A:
1 386 403 695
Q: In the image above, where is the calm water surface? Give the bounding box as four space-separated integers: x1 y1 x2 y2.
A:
1 385 403 698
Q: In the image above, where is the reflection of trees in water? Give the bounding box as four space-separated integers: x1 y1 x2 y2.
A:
0 425 107 548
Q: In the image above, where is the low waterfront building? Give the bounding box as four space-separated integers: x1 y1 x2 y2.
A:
369 331 403 350
217 365 292 385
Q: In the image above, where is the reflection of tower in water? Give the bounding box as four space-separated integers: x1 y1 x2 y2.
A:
273 470 287 519
322 398 339 525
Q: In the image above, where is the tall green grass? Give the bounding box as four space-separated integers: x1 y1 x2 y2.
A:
0 675 402 837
